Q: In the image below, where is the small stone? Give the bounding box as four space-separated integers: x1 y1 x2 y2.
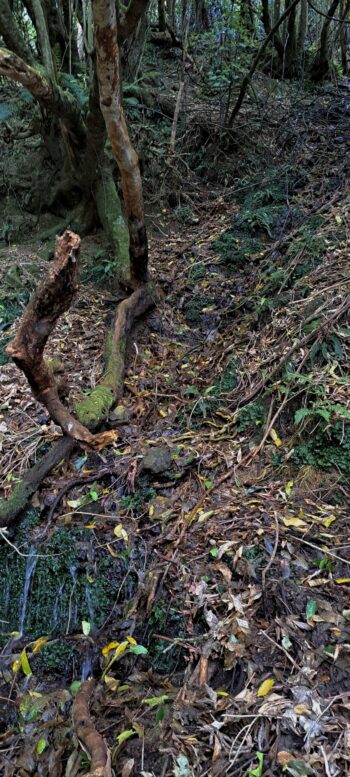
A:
109 405 130 423
142 446 172 474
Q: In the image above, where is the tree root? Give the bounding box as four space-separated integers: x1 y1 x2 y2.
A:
72 680 112 777
76 282 157 427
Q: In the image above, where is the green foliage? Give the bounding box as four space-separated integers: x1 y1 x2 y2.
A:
0 527 143 674
213 232 263 266
174 206 196 223
293 421 350 473
236 205 276 236
60 73 88 110
119 478 156 512
186 359 238 420
185 294 212 324
237 401 266 432
189 261 206 282
81 247 116 284
286 219 326 279
146 600 186 673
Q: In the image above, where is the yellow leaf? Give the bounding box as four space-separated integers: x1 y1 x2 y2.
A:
159 408 168 417
20 648 32 676
217 690 229 697
149 504 155 517
257 678 275 697
102 641 120 656
335 578 350 584
282 516 307 528
104 674 120 691
285 481 294 497
32 636 48 654
12 658 21 673
198 510 214 523
127 636 137 645
113 641 129 659
324 515 336 528
114 524 128 542
270 429 282 447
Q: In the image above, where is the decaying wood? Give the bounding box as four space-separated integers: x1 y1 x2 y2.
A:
0 436 75 528
6 231 116 451
72 680 112 777
0 255 156 527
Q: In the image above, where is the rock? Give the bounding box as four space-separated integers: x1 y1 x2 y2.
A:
109 405 130 423
142 446 172 474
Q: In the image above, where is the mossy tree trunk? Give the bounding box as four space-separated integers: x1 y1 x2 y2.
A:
92 0 149 289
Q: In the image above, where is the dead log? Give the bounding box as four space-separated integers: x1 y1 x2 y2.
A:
6 230 116 451
72 680 112 777
0 244 157 526
0 436 75 528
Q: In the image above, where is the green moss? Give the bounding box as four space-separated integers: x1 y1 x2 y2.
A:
75 384 114 426
0 527 144 674
0 480 32 524
95 173 130 286
104 335 126 389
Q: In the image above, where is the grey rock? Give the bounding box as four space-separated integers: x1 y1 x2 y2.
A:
142 446 172 474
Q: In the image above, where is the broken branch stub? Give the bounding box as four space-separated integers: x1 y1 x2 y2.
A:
6 230 116 450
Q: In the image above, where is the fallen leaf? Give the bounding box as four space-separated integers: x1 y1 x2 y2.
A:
257 678 275 697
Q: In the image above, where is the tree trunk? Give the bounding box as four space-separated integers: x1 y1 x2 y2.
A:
296 0 308 73
92 0 148 289
195 0 209 31
339 0 350 75
158 0 166 31
261 0 284 59
311 0 341 80
0 0 34 61
284 0 297 75
30 0 56 78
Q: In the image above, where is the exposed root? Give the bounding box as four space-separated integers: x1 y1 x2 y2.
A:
76 281 158 426
72 680 112 777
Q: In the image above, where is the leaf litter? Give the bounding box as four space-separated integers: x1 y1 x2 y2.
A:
1 84 350 777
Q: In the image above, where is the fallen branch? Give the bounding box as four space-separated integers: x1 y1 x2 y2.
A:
72 679 112 777
6 231 116 451
0 259 157 527
0 436 75 528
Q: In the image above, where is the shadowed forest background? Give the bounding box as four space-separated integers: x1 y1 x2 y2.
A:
1 1 350 775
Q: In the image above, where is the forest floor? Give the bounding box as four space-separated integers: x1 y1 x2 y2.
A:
1 68 350 777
